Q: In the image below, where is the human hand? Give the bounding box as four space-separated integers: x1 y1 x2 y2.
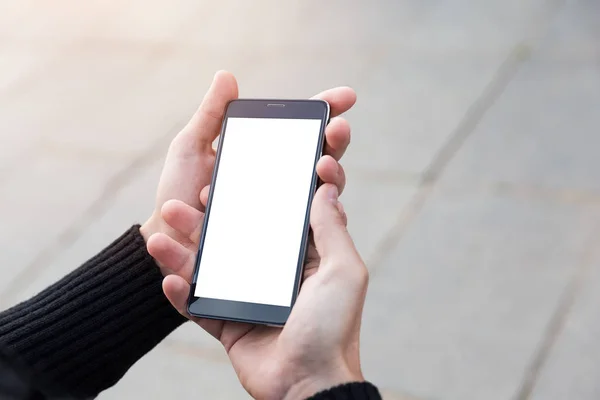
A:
149 183 368 400
140 70 356 277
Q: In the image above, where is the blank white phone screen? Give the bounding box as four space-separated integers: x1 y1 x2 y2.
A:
194 117 322 307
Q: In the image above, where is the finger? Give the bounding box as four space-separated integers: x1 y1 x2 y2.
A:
310 184 357 267
324 117 351 161
185 71 239 147
200 185 210 208
311 86 357 118
147 233 195 280
316 155 346 194
161 199 204 242
163 275 224 339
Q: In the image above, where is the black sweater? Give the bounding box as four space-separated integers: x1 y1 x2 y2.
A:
0 226 380 399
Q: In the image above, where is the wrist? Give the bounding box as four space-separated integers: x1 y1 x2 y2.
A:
140 214 160 243
283 365 363 400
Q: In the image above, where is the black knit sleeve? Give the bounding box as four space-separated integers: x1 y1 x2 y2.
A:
308 382 382 400
0 225 186 399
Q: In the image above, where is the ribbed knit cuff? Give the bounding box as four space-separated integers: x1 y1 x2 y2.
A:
0 225 186 398
308 382 382 400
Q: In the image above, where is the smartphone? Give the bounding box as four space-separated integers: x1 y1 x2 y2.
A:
187 99 330 326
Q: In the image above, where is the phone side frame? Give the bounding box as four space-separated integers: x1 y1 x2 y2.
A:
288 104 330 311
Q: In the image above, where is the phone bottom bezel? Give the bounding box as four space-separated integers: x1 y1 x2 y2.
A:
188 295 291 326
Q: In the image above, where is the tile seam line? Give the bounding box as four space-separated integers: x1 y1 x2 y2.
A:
365 41 530 275
0 122 180 306
0 40 179 189
513 220 600 400
510 0 598 387
365 0 570 274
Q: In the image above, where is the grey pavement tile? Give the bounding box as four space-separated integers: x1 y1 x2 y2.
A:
0 44 75 172
1 2 593 400
441 0 600 194
529 259 600 400
168 323 227 356
256 0 434 49
360 187 600 400
0 45 54 94
176 0 428 49
5 43 307 157
176 1 301 49
0 154 124 303
538 0 600 58
0 1 106 42
236 48 370 100
342 172 417 264
78 1 204 43
347 54 500 175
346 0 549 175
399 0 548 51
165 0 436 102
1 48 173 154
380 390 425 400
98 341 249 399
10 156 164 305
0 133 36 181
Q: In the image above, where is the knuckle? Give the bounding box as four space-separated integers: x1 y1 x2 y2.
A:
168 135 182 152
356 264 369 287
199 102 223 123
322 258 369 290
336 117 351 143
176 251 194 274
334 116 349 129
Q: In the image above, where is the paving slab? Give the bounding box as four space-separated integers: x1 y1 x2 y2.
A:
501 3 600 398
4 49 176 154
0 0 108 43
9 155 164 304
529 258 600 400
441 0 600 195
343 173 418 264
0 154 125 303
79 0 205 44
177 0 435 49
346 0 550 175
98 341 248 399
1 1 596 399
360 186 600 400
0 44 54 95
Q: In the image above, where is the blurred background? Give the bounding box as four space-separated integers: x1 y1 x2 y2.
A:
1 0 599 399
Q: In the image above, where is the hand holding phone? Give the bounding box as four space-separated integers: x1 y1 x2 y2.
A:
154 183 368 400
145 72 363 398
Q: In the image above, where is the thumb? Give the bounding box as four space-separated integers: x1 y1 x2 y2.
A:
310 184 356 263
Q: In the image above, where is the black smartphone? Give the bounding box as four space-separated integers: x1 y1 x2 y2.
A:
187 99 330 326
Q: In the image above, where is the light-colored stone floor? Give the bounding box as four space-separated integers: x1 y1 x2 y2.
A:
1 1 599 399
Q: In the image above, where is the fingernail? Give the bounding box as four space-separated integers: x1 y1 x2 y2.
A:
328 185 339 203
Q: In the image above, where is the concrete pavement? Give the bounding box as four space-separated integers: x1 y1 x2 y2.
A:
1 0 599 398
